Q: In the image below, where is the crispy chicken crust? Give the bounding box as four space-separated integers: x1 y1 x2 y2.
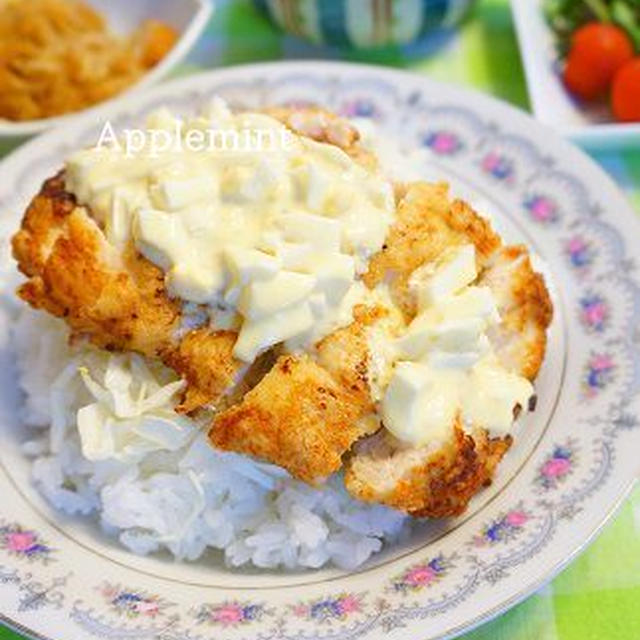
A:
344 183 553 517
364 182 501 318
345 424 512 517
479 245 553 380
13 173 180 354
160 328 241 414
11 112 553 517
211 353 366 483
11 172 245 412
210 305 383 482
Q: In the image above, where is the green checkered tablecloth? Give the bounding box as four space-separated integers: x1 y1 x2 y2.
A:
1 0 639 638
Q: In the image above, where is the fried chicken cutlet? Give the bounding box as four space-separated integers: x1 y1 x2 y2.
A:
12 108 389 483
12 108 372 416
11 105 553 517
12 172 245 414
344 184 553 516
210 305 385 483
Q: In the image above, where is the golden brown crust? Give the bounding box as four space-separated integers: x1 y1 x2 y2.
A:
11 172 76 277
11 172 244 407
13 178 180 354
161 328 241 414
316 304 385 407
479 245 553 380
265 106 376 170
344 423 512 517
402 431 511 518
209 306 385 482
363 182 502 318
210 353 368 483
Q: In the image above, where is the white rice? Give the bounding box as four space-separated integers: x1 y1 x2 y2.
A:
12 306 409 570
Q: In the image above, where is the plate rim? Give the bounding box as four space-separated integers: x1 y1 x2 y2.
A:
0 59 639 640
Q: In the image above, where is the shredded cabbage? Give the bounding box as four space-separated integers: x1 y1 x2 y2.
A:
76 354 194 462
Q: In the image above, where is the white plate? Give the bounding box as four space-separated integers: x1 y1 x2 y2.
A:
510 0 640 149
1 61 639 640
0 0 212 139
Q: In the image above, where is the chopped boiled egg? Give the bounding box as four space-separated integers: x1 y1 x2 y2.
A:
462 355 534 434
312 253 356 304
224 247 281 285
167 260 224 304
233 301 315 362
237 271 317 320
278 212 343 252
409 243 477 309
305 162 333 212
396 286 499 360
149 173 218 211
381 362 458 445
377 251 533 446
134 208 188 271
65 101 397 362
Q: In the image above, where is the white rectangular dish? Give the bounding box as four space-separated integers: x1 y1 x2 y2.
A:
510 0 640 149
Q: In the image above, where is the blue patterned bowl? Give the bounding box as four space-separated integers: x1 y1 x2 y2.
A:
253 0 473 48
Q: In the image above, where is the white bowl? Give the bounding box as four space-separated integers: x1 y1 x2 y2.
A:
0 0 212 139
510 0 640 149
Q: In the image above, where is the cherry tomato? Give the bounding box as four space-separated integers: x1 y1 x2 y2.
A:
563 22 634 101
564 49 606 100
611 58 640 122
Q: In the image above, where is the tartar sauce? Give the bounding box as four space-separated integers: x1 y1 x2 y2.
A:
65 100 395 362
380 244 534 444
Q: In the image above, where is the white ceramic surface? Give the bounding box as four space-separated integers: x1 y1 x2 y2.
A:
0 0 212 139
0 61 639 640
510 0 640 149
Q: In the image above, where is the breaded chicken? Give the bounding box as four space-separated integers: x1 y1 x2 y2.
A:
211 353 366 483
14 173 180 354
264 106 377 170
12 109 375 415
212 182 551 493
160 328 242 414
11 111 553 517
344 184 553 517
364 182 501 318
362 181 551 382
12 173 246 413
12 171 388 482
479 245 553 380
345 424 511 517
210 305 384 482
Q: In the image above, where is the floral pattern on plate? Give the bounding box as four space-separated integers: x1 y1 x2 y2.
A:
565 235 597 275
0 63 639 640
290 593 363 623
472 508 531 547
536 441 576 490
0 522 54 563
99 583 172 619
583 353 616 398
390 555 452 593
194 600 269 627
